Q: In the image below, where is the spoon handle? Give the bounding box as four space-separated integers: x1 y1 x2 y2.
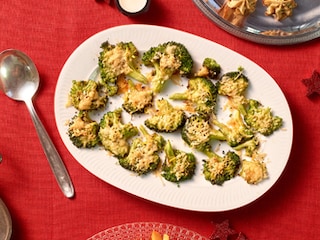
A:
24 99 74 198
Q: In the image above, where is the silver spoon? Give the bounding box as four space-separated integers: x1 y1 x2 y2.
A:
0 49 74 198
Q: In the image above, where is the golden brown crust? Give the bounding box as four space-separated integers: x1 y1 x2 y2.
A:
218 0 257 27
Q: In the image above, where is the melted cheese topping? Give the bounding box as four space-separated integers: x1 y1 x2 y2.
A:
240 160 268 184
249 108 274 134
170 153 192 181
99 124 129 156
206 156 225 180
102 46 132 75
186 119 211 147
128 139 159 171
218 75 248 97
69 116 97 145
78 89 100 110
123 88 152 111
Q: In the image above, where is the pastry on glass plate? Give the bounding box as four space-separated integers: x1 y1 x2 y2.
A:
218 0 258 27
262 0 298 21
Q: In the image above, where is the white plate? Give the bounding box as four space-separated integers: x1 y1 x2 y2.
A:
87 222 207 240
54 24 293 212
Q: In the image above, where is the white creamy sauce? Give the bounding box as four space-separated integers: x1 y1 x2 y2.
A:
119 0 148 13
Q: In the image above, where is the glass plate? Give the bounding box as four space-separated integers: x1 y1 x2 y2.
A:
193 0 320 45
87 222 208 240
55 24 293 212
0 198 12 240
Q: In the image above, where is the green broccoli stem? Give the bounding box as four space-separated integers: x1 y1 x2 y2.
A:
164 140 175 159
202 149 222 161
127 69 148 84
169 92 188 100
139 125 150 138
151 62 167 93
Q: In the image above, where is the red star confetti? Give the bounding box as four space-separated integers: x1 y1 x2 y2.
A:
210 220 249 240
302 70 320 98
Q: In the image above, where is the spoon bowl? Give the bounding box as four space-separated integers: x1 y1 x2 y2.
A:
0 49 74 198
0 50 39 101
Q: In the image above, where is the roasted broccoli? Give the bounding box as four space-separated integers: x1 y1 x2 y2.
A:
122 79 153 114
170 77 218 116
98 108 138 158
243 99 283 136
118 125 165 175
203 150 241 185
217 67 249 97
144 99 186 133
239 159 268 184
233 136 259 157
212 109 254 147
195 57 221 79
68 80 107 111
181 114 225 152
142 41 193 93
161 140 196 183
68 111 100 148
98 41 148 96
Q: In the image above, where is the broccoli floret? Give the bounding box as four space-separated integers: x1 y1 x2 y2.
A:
203 150 241 185
239 159 268 184
118 125 165 175
217 67 249 98
212 109 254 147
161 140 196 183
142 41 193 93
195 58 221 79
243 99 283 136
68 111 100 148
170 77 218 116
98 41 148 96
122 79 153 114
68 80 107 111
144 99 186 133
98 108 138 158
181 114 225 152
233 136 259 157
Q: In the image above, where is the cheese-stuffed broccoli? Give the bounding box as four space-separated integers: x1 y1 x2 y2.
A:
203 150 241 185
118 125 165 175
142 41 193 93
239 158 268 184
181 114 225 152
98 41 148 96
170 77 218 116
144 99 186 133
68 80 107 111
243 99 283 136
161 140 196 183
98 108 138 158
68 111 100 148
217 67 249 97
212 109 254 147
195 57 221 79
122 79 153 114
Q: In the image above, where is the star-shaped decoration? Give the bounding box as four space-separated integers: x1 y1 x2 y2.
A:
210 220 249 240
235 232 249 240
302 70 320 98
210 220 237 240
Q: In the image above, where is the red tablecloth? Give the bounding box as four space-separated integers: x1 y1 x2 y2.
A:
0 1 319 239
